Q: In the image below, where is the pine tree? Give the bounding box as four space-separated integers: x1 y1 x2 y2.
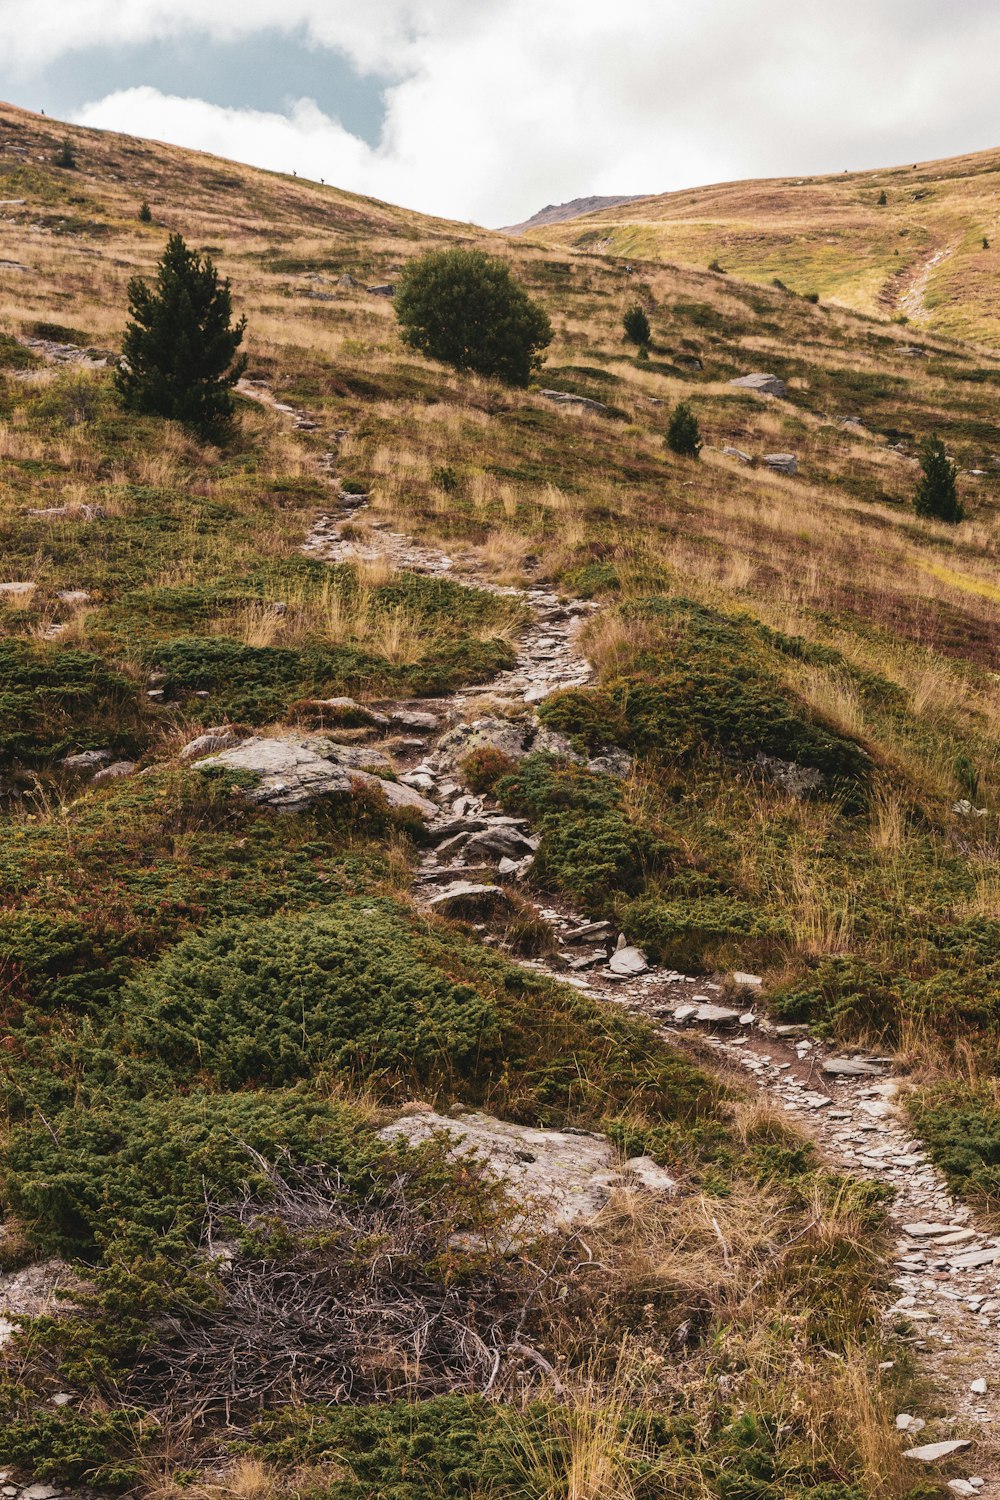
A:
138 200 153 223
877 190 887 206
116 233 247 439
394 249 551 387
914 435 963 523
666 401 702 458
54 138 76 169
623 303 651 347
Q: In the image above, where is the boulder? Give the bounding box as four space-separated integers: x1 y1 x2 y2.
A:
464 825 537 861
62 748 111 771
0 581 35 597
367 283 395 297
730 373 787 398
379 1108 674 1239
56 588 91 605
722 445 753 463
822 1058 886 1078
674 353 704 371
762 452 798 475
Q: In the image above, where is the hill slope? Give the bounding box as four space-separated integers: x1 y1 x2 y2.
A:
2 101 1000 1495
528 145 1000 345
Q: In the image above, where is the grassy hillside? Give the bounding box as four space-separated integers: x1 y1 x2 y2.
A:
1 100 1000 1495
527 146 1000 344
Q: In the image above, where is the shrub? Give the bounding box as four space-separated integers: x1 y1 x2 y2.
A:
877 190 887 206
120 901 502 1092
0 642 142 767
666 401 702 458
623 303 651 346
2 1090 380 1256
115 232 247 439
0 1406 150 1490
53 138 77 169
394 249 552 387
913 434 963 523
137 200 152 223
460 745 518 793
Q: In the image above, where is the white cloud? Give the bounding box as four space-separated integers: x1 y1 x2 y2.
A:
14 0 1000 223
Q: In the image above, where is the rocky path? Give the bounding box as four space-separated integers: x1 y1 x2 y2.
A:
298 436 1000 1492
880 241 955 323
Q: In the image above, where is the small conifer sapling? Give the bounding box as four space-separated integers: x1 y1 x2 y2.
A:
666 401 702 458
914 435 963 523
138 200 153 223
623 303 651 348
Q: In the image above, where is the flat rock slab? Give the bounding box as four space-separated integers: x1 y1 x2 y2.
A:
380 1109 675 1237
903 1440 971 1463
730 372 787 398
426 881 514 919
822 1058 887 1077
762 452 798 475
540 389 610 416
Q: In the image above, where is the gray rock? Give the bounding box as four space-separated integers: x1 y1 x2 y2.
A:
0 581 35 597
540 389 610 416
608 945 648 976
56 589 91 605
692 1003 742 1025
822 1058 887 1078
426 881 514 919
193 736 437 818
390 708 439 731
730 373 787 398
179 728 239 761
587 748 633 778
755 752 824 799
379 1108 673 1239
722 445 753 463
310 696 390 727
303 739 394 773
733 971 763 989
337 273 358 288
436 715 532 771
62 748 111 770
91 760 137 784
674 353 704 371
367 283 395 297
903 1440 970 1463
464 826 537 861
762 452 798 475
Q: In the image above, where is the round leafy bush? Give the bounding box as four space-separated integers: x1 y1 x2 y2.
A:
394 249 552 387
121 901 501 1091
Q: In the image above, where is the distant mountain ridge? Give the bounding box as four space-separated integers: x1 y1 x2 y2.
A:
501 193 647 236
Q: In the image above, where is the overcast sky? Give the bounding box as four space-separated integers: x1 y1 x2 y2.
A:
2 1 999 225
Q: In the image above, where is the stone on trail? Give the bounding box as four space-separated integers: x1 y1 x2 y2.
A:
426 881 514 919
92 759 137 783
436 714 532 771
730 372 787 398
950 1246 1000 1270
733 971 763 988
970 1378 988 1394
822 1057 887 1077
607 944 648 976
903 1440 971 1463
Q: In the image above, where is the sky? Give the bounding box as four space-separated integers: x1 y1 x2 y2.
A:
2 1 1000 226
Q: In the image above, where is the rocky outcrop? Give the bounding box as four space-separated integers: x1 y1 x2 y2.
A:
380 1108 675 1239
192 736 438 818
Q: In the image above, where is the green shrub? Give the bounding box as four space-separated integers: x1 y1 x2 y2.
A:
395 249 552 387
2 1090 380 1256
119 901 501 1093
0 642 142 766
538 687 628 752
0 1405 150 1490
625 893 788 972
137 200 152 223
910 1083 1000 1205
116 232 247 439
